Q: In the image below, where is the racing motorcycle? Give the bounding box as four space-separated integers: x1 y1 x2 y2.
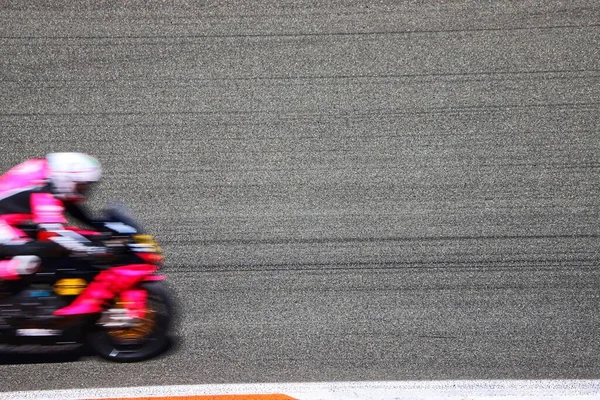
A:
0 202 174 362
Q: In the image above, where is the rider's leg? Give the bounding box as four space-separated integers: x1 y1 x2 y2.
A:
0 255 41 280
0 220 63 281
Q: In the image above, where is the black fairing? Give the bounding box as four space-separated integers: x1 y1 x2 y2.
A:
103 201 145 234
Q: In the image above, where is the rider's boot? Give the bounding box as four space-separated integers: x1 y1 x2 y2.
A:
53 264 156 316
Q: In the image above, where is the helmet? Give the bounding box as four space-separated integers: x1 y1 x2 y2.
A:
46 152 102 202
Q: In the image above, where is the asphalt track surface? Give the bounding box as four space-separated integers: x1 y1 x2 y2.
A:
1 0 599 394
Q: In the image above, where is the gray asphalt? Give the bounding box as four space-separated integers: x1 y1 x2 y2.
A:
1 0 599 393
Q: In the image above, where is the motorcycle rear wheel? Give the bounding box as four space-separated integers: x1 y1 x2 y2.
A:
87 281 173 362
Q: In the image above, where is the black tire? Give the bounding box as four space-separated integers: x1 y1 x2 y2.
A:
87 281 174 362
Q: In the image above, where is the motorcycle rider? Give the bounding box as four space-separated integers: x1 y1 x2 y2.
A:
0 152 110 280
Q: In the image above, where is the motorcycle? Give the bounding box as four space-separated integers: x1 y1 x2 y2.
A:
0 202 174 362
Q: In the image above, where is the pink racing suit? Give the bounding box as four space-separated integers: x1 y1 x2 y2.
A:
0 158 104 279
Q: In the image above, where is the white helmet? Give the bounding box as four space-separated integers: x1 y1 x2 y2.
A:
46 152 102 202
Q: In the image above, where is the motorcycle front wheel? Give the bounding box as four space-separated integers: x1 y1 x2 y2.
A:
87 281 174 362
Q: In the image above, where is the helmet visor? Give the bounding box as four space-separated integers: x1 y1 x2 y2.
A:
74 182 94 197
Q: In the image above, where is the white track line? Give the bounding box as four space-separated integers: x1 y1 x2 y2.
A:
1 380 600 400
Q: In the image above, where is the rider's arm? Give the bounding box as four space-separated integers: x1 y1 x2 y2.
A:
63 201 101 229
31 193 107 256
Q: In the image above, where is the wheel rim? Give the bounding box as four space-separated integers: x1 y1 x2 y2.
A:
106 295 158 341
88 282 172 361
107 308 157 341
